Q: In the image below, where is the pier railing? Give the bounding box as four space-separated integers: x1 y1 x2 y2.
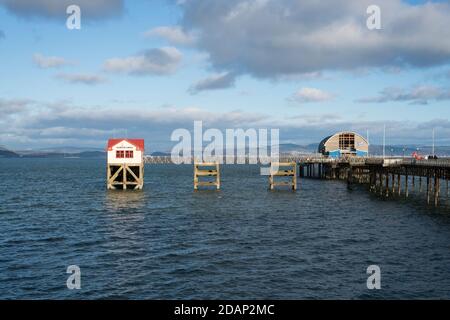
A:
144 155 450 167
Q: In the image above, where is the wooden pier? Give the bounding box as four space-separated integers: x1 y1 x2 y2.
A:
143 154 449 206
269 162 297 191
299 157 450 207
194 162 220 190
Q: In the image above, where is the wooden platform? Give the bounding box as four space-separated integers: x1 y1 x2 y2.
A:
107 163 144 190
194 162 220 190
269 162 297 191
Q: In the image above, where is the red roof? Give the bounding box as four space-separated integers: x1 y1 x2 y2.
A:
107 139 145 151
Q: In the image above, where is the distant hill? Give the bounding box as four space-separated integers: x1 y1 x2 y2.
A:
18 151 106 158
0 146 19 158
34 146 105 153
2 143 450 158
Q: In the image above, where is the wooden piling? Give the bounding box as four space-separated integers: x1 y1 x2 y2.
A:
405 171 409 198
107 163 144 190
269 162 297 191
435 173 440 207
194 162 220 190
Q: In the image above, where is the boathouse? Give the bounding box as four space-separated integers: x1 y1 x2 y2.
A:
318 132 368 158
106 139 144 190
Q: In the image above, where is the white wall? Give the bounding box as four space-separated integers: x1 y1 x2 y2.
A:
107 140 143 165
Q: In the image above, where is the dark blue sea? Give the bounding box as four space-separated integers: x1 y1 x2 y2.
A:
0 158 449 299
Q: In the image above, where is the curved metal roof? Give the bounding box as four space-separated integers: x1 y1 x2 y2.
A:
318 131 369 153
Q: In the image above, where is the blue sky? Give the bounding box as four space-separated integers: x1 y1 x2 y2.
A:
0 0 450 150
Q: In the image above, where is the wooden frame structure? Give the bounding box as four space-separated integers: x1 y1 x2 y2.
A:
107 163 144 190
194 162 220 190
269 162 297 191
299 157 450 207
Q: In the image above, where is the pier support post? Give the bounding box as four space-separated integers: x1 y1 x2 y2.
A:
405 171 409 198
194 162 220 190
379 173 384 196
269 162 297 191
386 173 389 197
445 179 448 197
391 173 395 195
434 173 440 207
107 163 144 190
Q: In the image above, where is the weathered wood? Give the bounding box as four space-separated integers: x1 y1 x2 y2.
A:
194 162 220 190
298 157 449 207
107 164 144 190
435 175 440 207
269 162 297 191
386 173 389 197
405 172 409 198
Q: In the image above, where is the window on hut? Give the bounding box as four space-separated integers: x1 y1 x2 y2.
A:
116 150 125 158
125 151 134 158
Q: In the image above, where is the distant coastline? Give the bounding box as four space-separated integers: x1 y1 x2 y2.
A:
2 143 450 159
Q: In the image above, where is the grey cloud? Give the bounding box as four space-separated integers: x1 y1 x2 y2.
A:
178 0 450 78
0 98 32 116
188 72 236 94
144 26 197 46
33 53 72 69
0 0 123 20
103 47 182 76
2 99 450 149
55 73 106 85
357 85 450 104
0 102 270 150
290 87 334 104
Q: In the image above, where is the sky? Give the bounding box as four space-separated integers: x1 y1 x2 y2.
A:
0 0 450 151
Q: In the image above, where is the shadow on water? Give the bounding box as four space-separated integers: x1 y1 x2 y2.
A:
103 190 147 212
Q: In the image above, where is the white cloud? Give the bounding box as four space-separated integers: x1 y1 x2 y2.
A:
103 47 183 76
292 87 334 103
2 99 450 149
33 53 71 69
55 73 106 85
144 26 196 46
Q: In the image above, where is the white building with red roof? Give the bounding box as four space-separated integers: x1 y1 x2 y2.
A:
106 138 145 190
107 138 145 165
